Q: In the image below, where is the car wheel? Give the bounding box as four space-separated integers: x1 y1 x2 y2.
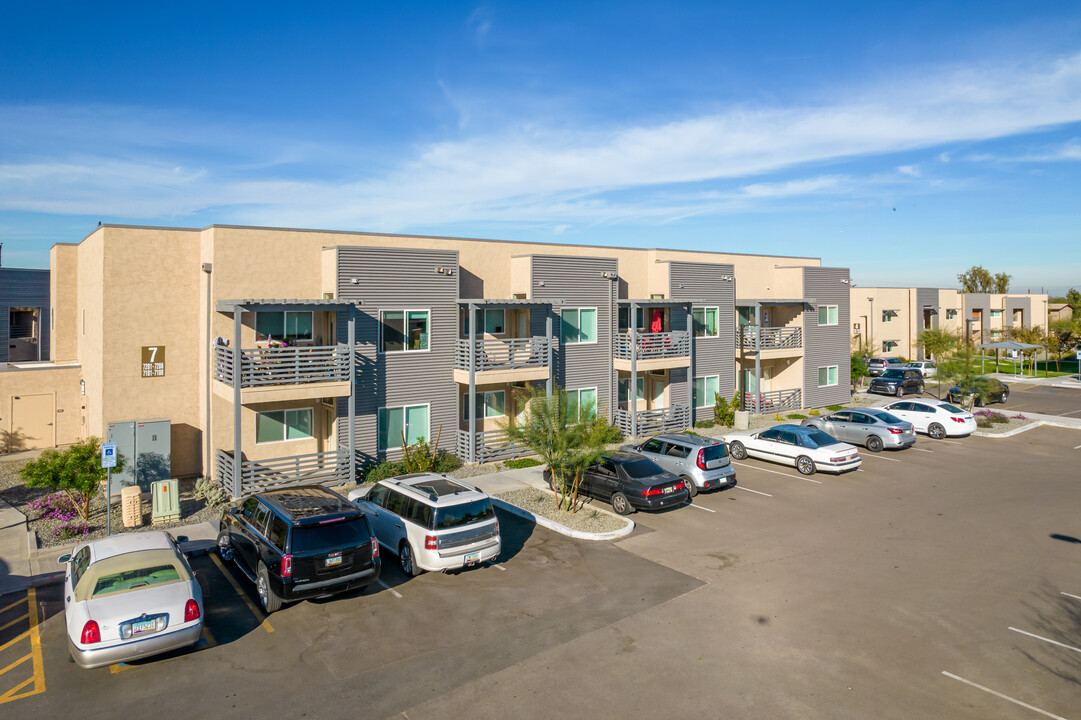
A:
257 562 282 614
216 532 234 562
896 386 905 397
399 540 423 577
866 435 883 453
796 456 816 476
975 396 984 407
680 476 698 498
611 492 633 516
1000 389 1009 403
928 422 946 440
917 383 925 395
729 441 747 460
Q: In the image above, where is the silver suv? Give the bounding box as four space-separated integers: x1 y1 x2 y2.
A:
622 433 735 497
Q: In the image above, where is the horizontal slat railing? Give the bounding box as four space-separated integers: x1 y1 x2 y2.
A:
214 344 350 388
614 331 690 360
615 404 691 437
454 337 550 372
457 429 533 464
743 389 802 414
239 450 350 494
215 449 237 497
736 326 803 350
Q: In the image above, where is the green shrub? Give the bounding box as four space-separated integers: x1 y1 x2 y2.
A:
681 429 701 436
827 405 844 412
504 457 541 469
432 450 463 472
975 417 993 428
364 460 407 483
787 413 808 420
587 416 623 444
773 413 784 421
808 409 821 416
694 419 716 428
713 392 736 427
194 476 229 508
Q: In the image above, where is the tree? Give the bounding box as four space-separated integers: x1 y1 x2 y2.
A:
937 344 993 408
915 328 959 397
850 354 869 392
1047 318 1080 371
20 438 124 522
957 266 1011 294
500 386 612 512
1067 288 1081 311
993 272 1011 294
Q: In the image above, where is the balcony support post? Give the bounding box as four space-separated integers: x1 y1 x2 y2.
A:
545 309 553 398
686 301 694 426
754 303 762 414
630 302 638 439
347 306 356 484
468 302 477 464
232 305 243 498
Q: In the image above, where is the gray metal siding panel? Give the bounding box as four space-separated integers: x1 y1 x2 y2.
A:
530 255 616 419
335 246 460 464
803 268 851 407
0 268 50 363
669 262 736 418
1003 297 1031 329
916 288 939 331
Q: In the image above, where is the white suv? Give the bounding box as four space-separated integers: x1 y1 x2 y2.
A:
348 474 501 576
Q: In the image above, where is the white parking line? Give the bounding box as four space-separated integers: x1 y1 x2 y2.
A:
1009 626 1081 654
1061 409 1081 416
941 671 1069 720
861 453 901 462
1061 592 1081 601
685 502 717 513
914 448 934 453
941 440 965 445
1073 444 1081 450
376 578 403 599
732 461 822 483
491 563 506 571
734 485 773 497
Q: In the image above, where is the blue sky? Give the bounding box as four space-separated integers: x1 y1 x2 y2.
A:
1 1 1079 294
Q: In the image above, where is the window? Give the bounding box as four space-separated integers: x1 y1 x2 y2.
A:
462 308 505 336
881 310 896 323
946 309 957 319
378 404 429 449
818 365 838 387
817 305 838 326
692 307 719 337
693 375 720 408
381 310 429 352
268 516 288 552
252 504 270 536
463 391 505 420
70 545 92 592
737 307 755 326
367 484 388 507
567 388 597 422
618 377 645 404
990 309 1002 318
641 438 665 454
256 409 313 443
256 311 313 342
561 308 597 344
617 307 645 332
882 341 897 352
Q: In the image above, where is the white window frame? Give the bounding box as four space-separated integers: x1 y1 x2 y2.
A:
255 408 314 444
817 365 839 388
990 309 1002 319
377 403 431 450
462 390 506 421
692 307 720 338
693 375 720 408
567 387 598 422
561 307 598 345
818 305 838 326
380 309 431 354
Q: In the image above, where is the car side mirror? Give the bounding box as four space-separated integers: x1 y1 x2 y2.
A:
175 535 189 544
58 553 71 564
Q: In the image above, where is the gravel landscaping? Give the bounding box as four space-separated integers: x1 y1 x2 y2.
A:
0 458 222 549
972 411 1035 435
494 487 630 533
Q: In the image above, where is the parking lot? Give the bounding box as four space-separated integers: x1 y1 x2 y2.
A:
2 391 1079 719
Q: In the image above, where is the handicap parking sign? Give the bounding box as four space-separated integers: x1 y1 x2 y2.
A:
101 442 118 469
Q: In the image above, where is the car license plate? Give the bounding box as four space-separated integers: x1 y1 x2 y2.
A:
132 619 156 635
664 485 677 493
325 554 342 567
464 552 480 565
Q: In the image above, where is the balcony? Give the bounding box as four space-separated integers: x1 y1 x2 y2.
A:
742 388 802 414
213 344 352 404
737 326 803 355
215 448 351 498
456 429 532 465
613 331 691 372
453 337 551 384
615 404 691 438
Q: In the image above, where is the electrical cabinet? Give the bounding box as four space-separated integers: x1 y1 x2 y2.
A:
106 418 171 491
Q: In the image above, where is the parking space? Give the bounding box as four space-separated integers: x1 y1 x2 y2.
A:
0 588 45 705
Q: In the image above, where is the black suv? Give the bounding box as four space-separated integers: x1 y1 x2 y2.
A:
868 368 924 397
217 486 380 613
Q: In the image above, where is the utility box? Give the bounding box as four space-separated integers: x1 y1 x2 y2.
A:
107 418 171 491
121 485 144 528
151 479 180 523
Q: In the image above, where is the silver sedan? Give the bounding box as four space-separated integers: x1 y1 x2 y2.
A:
802 408 916 452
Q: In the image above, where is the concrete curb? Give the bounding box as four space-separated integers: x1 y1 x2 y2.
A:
973 420 1081 439
491 497 635 541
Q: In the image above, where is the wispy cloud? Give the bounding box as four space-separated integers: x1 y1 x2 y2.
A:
961 137 1081 163
1 51 1080 231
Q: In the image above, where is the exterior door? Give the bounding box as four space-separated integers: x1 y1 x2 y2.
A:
517 311 528 339
8 393 55 452
652 378 665 410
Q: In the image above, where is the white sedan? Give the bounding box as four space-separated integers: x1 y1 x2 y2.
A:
879 399 976 439
61 531 203 669
722 424 862 476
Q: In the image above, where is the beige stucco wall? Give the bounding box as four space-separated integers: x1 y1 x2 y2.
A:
49 244 80 363
0 363 85 452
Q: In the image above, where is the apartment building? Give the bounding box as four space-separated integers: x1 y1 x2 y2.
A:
0 263 50 363
851 287 1049 359
2 224 852 496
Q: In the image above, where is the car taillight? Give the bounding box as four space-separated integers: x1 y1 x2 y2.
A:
81 620 101 644
888 428 904 434
281 554 292 577
950 417 966 423
643 487 664 496
184 599 201 622
371 538 379 559
425 535 438 550
697 449 707 470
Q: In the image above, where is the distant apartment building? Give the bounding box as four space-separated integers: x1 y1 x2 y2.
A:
0 260 50 363
1 225 852 496
851 287 1049 359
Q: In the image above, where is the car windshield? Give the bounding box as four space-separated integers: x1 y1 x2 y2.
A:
434 499 495 530
868 410 904 424
290 517 370 554
798 429 841 449
938 403 966 414
701 443 728 461
881 369 907 379
622 458 665 479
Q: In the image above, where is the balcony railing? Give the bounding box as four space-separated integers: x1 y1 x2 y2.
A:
215 448 351 497
614 331 690 361
455 337 550 372
615 404 691 437
737 326 803 350
456 429 532 464
214 344 351 388
742 389 802 414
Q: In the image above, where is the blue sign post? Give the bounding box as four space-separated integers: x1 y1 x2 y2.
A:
102 442 118 535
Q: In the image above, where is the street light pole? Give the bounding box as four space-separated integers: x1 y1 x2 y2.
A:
868 297 875 356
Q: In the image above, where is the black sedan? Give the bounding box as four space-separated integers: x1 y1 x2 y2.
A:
544 452 689 515
947 377 1009 406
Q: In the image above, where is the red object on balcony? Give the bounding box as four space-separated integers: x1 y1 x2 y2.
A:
651 309 662 333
